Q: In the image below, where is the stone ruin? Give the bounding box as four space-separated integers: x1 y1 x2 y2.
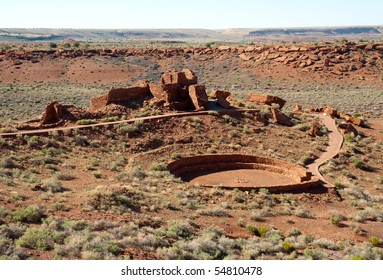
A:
247 93 286 109
167 154 319 192
89 80 151 112
39 102 92 127
89 68 232 113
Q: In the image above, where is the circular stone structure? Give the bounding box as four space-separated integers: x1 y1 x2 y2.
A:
167 154 320 192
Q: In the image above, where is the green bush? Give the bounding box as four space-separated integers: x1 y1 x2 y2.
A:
16 227 54 250
369 236 383 247
49 42 57 48
283 242 295 253
42 177 65 193
330 211 347 227
76 119 97 125
150 162 167 171
0 157 15 168
11 205 44 223
92 171 102 179
246 225 268 237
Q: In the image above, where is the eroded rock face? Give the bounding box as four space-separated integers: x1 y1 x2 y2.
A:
40 102 63 125
189 84 208 110
271 108 294 126
247 93 286 109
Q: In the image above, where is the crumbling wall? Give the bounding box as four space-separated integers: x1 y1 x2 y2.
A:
89 94 109 112
89 80 150 112
167 154 314 186
247 93 286 109
40 102 63 125
167 154 319 192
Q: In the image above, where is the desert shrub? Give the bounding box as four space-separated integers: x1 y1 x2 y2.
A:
150 162 166 171
101 116 119 122
287 227 302 237
294 206 315 219
49 42 57 48
56 173 76 181
196 207 230 217
298 152 316 165
48 202 69 212
246 225 268 237
314 238 339 250
75 119 97 125
42 177 65 193
160 221 194 240
350 223 366 236
0 157 15 169
207 110 219 116
158 226 236 260
92 171 102 179
369 236 383 247
352 158 373 171
344 134 355 142
11 205 44 223
73 135 89 146
170 153 182 160
296 123 310 132
282 242 295 253
131 167 147 180
330 210 347 226
27 136 41 148
250 210 267 222
304 248 328 260
16 227 54 250
117 123 140 136
88 188 143 213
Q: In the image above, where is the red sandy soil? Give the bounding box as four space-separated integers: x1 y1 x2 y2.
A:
186 169 297 187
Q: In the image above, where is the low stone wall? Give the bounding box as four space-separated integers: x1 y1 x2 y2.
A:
167 154 319 192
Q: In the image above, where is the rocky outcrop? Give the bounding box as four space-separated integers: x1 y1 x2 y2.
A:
271 108 294 126
247 93 286 109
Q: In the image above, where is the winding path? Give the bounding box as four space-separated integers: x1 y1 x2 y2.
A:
306 114 344 187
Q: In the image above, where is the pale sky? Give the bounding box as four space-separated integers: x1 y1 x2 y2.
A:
1 0 382 29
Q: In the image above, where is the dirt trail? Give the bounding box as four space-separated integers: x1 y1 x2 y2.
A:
306 114 344 187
